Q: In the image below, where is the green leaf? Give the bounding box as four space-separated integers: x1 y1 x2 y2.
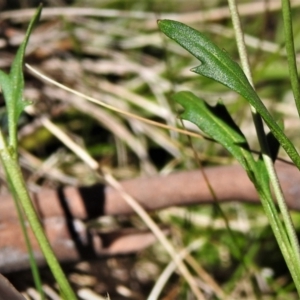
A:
173 91 256 173
0 5 42 147
158 20 251 97
158 19 300 169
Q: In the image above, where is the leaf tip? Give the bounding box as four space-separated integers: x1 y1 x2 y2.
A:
190 64 205 76
157 19 167 30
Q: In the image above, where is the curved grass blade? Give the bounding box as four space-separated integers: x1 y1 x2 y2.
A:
0 5 42 148
158 19 300 169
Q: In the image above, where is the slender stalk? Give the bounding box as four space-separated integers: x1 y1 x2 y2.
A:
11 185 45 300
0 144 77 300
0 5 76 298
256 187 300 289
0 131 45 298
227 0 300 293
281 0 300 116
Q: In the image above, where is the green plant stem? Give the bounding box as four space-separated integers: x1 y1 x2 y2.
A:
256 187 300 290
0 133 76 300
281 0 300 117
11 186 45 300
228 0 300 294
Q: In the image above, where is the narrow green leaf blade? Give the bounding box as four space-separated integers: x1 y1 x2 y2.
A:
158 19 300 169
173 91 255 171
0 71 12 139
7 5 42 147
0 70 12 106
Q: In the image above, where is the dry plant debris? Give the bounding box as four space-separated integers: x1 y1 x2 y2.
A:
0 0 300 299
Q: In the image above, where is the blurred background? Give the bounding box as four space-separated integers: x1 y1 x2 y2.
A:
1 0 300 299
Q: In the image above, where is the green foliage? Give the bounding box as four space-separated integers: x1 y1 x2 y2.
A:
173 91 255 172
0 5 77 299
159 18 300 296
158 19 300 170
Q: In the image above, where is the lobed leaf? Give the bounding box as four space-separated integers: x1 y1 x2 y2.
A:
158 19 300 169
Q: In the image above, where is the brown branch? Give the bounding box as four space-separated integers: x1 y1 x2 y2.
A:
1 161 299 273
